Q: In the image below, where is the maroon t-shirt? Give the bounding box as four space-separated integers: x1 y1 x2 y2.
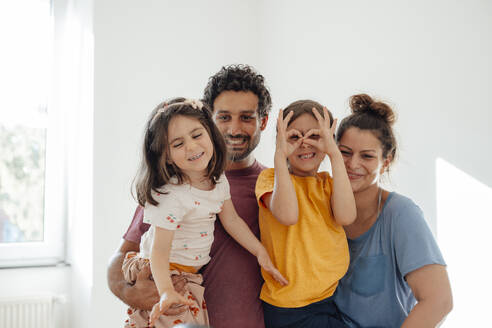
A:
122 161 267 328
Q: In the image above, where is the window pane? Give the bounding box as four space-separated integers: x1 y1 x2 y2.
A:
0 124 46 243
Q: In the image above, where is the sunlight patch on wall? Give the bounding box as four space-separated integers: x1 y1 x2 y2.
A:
436 157 492 326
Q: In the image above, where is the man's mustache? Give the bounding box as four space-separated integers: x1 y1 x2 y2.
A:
224 134 250 141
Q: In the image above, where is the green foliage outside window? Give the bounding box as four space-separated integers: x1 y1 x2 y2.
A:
0 124 46 243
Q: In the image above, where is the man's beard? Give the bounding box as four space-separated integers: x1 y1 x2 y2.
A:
224 132 261 162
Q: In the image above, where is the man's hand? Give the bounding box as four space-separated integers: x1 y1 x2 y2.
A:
126 263 160 311
125 263 188 315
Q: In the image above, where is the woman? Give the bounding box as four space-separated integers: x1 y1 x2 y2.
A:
334 94 453 327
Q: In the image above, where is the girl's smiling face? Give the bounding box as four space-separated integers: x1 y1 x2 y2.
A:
337 127 390 193
286 113 324 177
167 115 214 182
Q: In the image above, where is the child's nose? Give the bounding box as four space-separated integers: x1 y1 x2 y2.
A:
300 138 311 148
186 140 199 151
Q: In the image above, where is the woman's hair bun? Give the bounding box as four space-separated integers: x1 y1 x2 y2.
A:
349 94 396 125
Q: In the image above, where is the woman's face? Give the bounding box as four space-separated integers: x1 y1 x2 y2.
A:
338 127 390 193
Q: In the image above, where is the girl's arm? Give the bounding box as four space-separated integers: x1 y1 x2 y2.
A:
401 264 453 327
149 227 193 325
267 109 302 225
304 107 356 225
328 149 357 225
218 199 288 286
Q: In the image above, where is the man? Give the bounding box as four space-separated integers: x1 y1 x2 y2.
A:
107 64 271 327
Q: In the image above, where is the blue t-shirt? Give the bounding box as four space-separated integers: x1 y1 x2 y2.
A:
334 192 446 328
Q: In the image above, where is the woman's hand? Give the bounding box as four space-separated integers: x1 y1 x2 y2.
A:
257 247 289 286
303 107 339 157
148 288 194 326
276 109 303 159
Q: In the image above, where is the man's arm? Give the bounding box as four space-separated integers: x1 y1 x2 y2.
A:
107 238 160 311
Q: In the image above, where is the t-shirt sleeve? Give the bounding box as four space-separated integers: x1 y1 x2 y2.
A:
218 173 231 201
255 168 275 208
122 205 150 244
392 201 446 277
322 172 334 198
144 191 186 230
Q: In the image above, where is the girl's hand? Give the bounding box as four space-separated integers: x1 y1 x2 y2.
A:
276 109 303 159
303 107 339 157
148 288 194 326
257 247 289 286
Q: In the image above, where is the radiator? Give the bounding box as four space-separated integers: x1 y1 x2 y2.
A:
0 295 63 328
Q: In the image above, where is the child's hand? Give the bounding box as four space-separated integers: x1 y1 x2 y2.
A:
257 247 289 286
148 288 194 326
161 275 188 316
303 107 339 157
276 109 303 159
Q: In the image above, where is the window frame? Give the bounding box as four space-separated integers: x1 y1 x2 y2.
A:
0 0 66 268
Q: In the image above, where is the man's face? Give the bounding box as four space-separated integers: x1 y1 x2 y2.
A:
212 90 267 168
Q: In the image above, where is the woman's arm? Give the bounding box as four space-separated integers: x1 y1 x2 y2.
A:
149 227 193 325
401 264 453 327
267 109 302 225
218 199 288 286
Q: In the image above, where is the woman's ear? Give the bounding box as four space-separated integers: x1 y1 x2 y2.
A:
380 155 392 174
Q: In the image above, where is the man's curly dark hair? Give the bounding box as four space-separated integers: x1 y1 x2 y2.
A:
202 64 272 118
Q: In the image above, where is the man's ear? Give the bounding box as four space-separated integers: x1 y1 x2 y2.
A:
260 115 268 131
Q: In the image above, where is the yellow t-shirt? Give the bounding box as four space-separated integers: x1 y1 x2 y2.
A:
255 168 349 308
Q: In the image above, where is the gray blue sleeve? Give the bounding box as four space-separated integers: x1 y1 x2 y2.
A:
392 200 446 277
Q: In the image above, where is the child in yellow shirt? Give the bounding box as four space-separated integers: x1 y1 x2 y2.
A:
255 100 356 328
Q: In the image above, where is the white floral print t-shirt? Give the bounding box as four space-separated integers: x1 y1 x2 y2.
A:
140 174 230 266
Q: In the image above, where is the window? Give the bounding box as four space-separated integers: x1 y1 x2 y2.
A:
0 0 65 267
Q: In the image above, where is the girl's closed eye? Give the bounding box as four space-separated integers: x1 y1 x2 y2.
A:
192 133 202 139
172 141 184 148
